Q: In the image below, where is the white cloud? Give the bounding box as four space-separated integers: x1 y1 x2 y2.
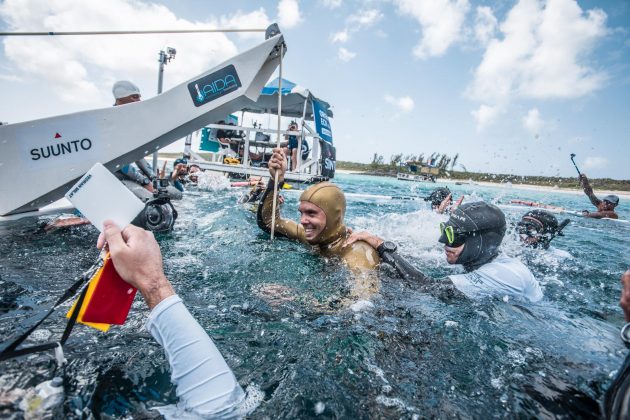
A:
347 9 383 28
220 8 271 40
338 47 356 62
474 6 497 46
522 108 544 135
471 104 500 131
468 0 608 105
277 0 302 29
393 0 470 59
331 30 349 43
0 0 241 104
322 0 342 9
583 156 608 169
385 95 415 112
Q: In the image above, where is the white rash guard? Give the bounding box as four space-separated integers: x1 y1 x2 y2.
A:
448 254 543 302
146 295 245 417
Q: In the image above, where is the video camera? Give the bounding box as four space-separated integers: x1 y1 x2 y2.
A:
133 178 178 232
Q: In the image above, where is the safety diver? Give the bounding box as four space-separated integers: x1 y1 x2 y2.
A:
424 186 464 214
257 148 380 300
516 210 570 250
344 202 543 302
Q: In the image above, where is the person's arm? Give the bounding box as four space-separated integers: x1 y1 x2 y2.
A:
579 174 601 207
99 222 245 417
256 149 304 241
620 269 630 322
583 210 618 219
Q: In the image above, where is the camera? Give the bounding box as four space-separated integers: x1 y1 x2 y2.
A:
132 179 178 232
167 47 176 56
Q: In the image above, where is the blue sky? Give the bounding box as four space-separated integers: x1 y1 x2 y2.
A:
0 0 628 179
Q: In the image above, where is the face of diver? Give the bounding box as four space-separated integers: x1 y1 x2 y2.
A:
598 200 616 211
444 244 464 264
115 94 141 106
298 201 327 242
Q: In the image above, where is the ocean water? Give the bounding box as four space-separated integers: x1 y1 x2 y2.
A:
0 173 628 418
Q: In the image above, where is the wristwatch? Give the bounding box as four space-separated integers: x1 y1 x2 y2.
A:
621 323 630 349
376 241 397 257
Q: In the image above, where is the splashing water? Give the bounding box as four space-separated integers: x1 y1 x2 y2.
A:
0 173 628 418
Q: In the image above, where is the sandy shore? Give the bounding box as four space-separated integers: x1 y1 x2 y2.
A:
336 170 630 198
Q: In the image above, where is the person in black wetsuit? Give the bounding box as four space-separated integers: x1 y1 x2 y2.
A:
516 210 570 250
344 201 543 302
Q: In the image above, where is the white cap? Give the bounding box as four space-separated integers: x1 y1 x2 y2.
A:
112 80 140 99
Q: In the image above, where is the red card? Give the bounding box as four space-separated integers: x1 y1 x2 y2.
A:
81 256 137 324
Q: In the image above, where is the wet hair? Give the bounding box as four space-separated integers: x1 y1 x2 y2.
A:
424 187 451 208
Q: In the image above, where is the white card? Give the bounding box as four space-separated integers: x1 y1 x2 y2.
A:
65 162 146 232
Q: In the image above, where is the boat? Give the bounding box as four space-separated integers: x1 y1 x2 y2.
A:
182 77 336 184
0 24 286 221
396 171 437 183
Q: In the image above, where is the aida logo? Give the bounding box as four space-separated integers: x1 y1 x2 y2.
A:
188 65 242 107
30 132 93 161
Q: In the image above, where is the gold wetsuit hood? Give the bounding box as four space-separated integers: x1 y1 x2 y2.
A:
299 182 346 246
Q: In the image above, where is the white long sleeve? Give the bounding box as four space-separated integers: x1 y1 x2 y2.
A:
146 295 245 417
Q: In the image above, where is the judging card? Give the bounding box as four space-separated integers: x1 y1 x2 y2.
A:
65 162 146 232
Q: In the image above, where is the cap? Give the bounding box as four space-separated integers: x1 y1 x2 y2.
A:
602 195 619 206
174 158 188 166
112 80 140 99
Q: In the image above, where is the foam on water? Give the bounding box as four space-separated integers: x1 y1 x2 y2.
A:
0 173 628 418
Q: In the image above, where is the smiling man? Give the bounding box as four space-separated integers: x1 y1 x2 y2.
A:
256 148 379 300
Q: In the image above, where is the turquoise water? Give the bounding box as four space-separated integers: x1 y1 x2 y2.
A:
0 173 628 418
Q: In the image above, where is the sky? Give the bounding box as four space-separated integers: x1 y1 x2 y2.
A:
0 0 628 179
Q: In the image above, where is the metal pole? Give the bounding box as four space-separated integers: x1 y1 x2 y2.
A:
153 51 166 176
270 45 284 240
0 29 266 37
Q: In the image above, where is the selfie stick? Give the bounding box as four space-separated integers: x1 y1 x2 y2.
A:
570 153 582 176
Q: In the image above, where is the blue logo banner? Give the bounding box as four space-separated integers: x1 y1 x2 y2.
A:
188 65 242 107
312 99 333 144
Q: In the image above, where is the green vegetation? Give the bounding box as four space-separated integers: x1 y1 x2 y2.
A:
160 151 629 191
338 158 630 191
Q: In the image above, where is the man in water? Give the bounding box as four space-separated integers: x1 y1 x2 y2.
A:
257 148 379 300
516 210 570 250
98 221 248 417
579 174 619 219
344 202 543 302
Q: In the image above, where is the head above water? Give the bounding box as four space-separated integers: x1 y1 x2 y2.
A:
602 195 619 209
299 182 346 245
113 80 141 105
438 201 506 272
425 187 451 208
517 210 568 249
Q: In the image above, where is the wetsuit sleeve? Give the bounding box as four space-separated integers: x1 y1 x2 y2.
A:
135 159 154 179
580 176 601 207
146 295 245 417
119 164 150 185
256 179 304 241
380 251 461 299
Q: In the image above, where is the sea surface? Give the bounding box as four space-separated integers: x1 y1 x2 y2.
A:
0 173 628 418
